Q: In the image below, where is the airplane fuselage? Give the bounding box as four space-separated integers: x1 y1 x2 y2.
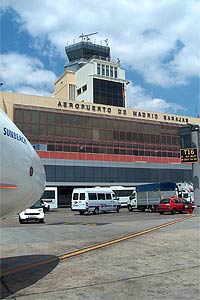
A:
0 109 46 217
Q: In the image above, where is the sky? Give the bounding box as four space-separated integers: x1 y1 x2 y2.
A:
0 0 200 117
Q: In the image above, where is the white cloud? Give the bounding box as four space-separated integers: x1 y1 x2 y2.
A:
1 0 200 88
1 0 199 115
126 82 186 114
0 53 56 94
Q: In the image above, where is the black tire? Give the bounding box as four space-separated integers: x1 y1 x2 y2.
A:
159 212 164 215
19 217 24 224
79 211 84 215
93 207 99 215
40 218 45 223
171 208 177 215
148 206 153 213
116 206 120 213
127 205 133 212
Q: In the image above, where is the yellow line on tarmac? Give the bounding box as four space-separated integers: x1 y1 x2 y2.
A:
0 215 193 277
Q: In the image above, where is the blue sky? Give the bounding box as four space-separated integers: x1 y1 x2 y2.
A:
0 0 200 117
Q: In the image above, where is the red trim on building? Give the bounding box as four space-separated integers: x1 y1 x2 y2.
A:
37 151 181 164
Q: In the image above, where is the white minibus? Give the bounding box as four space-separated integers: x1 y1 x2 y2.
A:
71 187 121 215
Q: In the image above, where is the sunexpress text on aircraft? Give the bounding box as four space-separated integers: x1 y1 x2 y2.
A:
3 127 27 144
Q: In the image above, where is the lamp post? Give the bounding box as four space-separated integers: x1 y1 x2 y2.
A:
192 125 200 214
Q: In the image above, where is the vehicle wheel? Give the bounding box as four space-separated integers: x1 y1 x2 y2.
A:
159 212 164 215
116 206 120 213
148 206 153 213
19 217 24 224
40 218 45 223
141 207 146 212
127 205 133 212
79 211 84 215
171 208 177 215
93 207 99 215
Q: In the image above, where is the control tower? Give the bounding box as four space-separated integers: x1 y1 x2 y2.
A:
65 32 110 71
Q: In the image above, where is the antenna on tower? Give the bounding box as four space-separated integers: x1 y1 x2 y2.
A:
79 32 98 41
104 39 108 46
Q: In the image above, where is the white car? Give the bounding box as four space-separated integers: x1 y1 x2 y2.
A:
19 206 45 224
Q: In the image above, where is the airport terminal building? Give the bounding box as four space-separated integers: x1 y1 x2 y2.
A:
1 38 200 206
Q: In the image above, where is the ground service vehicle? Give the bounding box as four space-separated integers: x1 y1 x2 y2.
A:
158 197 191 214
110 186 136 207
127 182 177 212
40 187 58 209
19 204 45 223
71 187 121 215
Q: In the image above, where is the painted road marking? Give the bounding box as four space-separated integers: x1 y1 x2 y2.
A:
0 215 193 277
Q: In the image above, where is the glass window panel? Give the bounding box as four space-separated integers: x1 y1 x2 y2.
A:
47 126 54 135
132 123 138 132
143 124 149 133
55 113 63 124
119 121 126 130
172 136 177 145
132 133 137 142
148 125 155 134
113 131 119 141
85 129 92 139
32 124 40 135
138 133 144 143
31 111 39 123
167 136 171 144
84 118 92 127
23 123 31 132
55 126 63 136
92 118 99 128
162 136 166 144
15 109 23 121
110 66 113 77
47 144 55 151
39 144 47 151
102 65 105 76
39 125 47 135
64 145 70 151
100 131 106 140
24 111 31 122
48 113 54 124
71 128 79 138
40 111 47 123
63 114 70 124
156 135 161 144
93 129 99 139
63 127 70 136
144 134 149 143
97 64 100 75
114 67 117 78
150 134 155 143
106 131 112 140
120 131 125 141
106 65 109 76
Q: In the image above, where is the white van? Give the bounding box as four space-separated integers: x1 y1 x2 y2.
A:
71 187 121 215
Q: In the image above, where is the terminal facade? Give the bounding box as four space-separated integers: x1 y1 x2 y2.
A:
1 37 200 206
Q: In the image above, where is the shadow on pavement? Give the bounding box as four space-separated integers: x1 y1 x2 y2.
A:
0 254 59 299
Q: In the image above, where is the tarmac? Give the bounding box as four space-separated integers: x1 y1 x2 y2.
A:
0 209 200 300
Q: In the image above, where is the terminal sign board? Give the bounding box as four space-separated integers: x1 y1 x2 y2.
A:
180 148 198 163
